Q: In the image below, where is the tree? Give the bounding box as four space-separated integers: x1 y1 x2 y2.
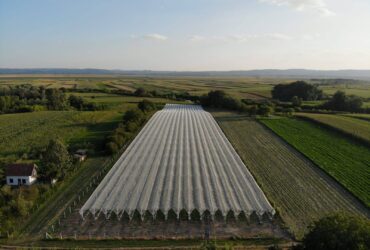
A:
299 214 370 250
324 91 363 112
138 99 156 112
134 87 147 97
39 139 71 181
346 96 363 112
46 88 67 110
68 94 84 110
292 96 302 107
123 109 145 124
272 81 323 101
200 90 245 112
258 104 273 116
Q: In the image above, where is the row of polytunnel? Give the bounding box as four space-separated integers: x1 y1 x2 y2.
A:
80 104 275 221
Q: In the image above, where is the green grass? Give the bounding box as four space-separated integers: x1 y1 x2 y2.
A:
261 117 370 207
342 113 370 122
0 111 122 162
213 111 368 238
295 113 370 145
319 83 370 98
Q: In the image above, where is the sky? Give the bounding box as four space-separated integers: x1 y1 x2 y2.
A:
0 0 370 70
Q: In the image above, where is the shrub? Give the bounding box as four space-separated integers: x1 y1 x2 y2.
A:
298 214 370 250
138 99 156 112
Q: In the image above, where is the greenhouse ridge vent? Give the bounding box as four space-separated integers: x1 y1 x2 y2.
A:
80 104 275 221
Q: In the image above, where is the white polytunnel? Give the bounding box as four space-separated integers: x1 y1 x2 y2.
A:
80 104 275 221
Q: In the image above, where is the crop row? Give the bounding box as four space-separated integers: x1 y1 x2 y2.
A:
295 113 370 145
261 117 370 208
0 111 120 161
214 112 369 238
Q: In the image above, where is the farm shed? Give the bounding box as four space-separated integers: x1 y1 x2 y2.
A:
74 149 88 162
5 163 38 186
80 104 275 221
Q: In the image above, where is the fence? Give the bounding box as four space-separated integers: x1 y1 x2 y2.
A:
44 144 128 239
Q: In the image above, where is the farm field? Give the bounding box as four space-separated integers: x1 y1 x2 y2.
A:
2 75 370 100
0 75 290 99
69 92 188 110
343 113 370 122
0 110 121 162
260 117 370 207
319 83 370 98
295 113 370 144
212 111 369 238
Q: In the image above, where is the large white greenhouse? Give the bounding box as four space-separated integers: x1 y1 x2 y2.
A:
80 104 275 221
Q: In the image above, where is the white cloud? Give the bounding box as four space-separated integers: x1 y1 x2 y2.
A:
143 33 168 41
196 33 293 43
301 33 321 40
259 0 335 16
263 33 293 40
224 33 293 42
189 35 206 42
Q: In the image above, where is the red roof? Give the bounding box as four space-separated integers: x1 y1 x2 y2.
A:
5 163 37 177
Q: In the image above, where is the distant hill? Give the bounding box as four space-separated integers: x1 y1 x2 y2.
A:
1 68 370 80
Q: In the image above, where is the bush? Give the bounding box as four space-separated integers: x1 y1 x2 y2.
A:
106 142 119 154
134 87 148 97
298 214 370 250
138 99 156 112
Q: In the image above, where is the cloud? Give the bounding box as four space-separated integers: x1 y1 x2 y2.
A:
144 33 168 41
259 0 335 16
189 35 206 42
223 33 293 42
199 33 293 43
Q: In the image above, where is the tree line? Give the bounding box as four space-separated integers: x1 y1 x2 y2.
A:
272 81 367 113
105 100 160 154
0 85 104 114
200 90 273 116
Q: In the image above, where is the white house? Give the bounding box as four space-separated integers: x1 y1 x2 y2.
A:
5 163 38 186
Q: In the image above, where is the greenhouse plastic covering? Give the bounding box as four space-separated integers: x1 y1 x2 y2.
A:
80 104 275 220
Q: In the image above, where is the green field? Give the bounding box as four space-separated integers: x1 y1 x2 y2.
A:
0 75 290 100
3 75 370 100
319 83 370 98
0 111 122 162
213 112 369 238
343 113 370 122
295 113 370 144
69 92 188 110
261 117 370 207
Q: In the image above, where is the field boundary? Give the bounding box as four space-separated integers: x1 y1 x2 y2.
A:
212 114 290 236
258 117 370 212
295 115 370 148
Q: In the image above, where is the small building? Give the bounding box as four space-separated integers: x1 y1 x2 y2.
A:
5 163 38 186
74 149 88 162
